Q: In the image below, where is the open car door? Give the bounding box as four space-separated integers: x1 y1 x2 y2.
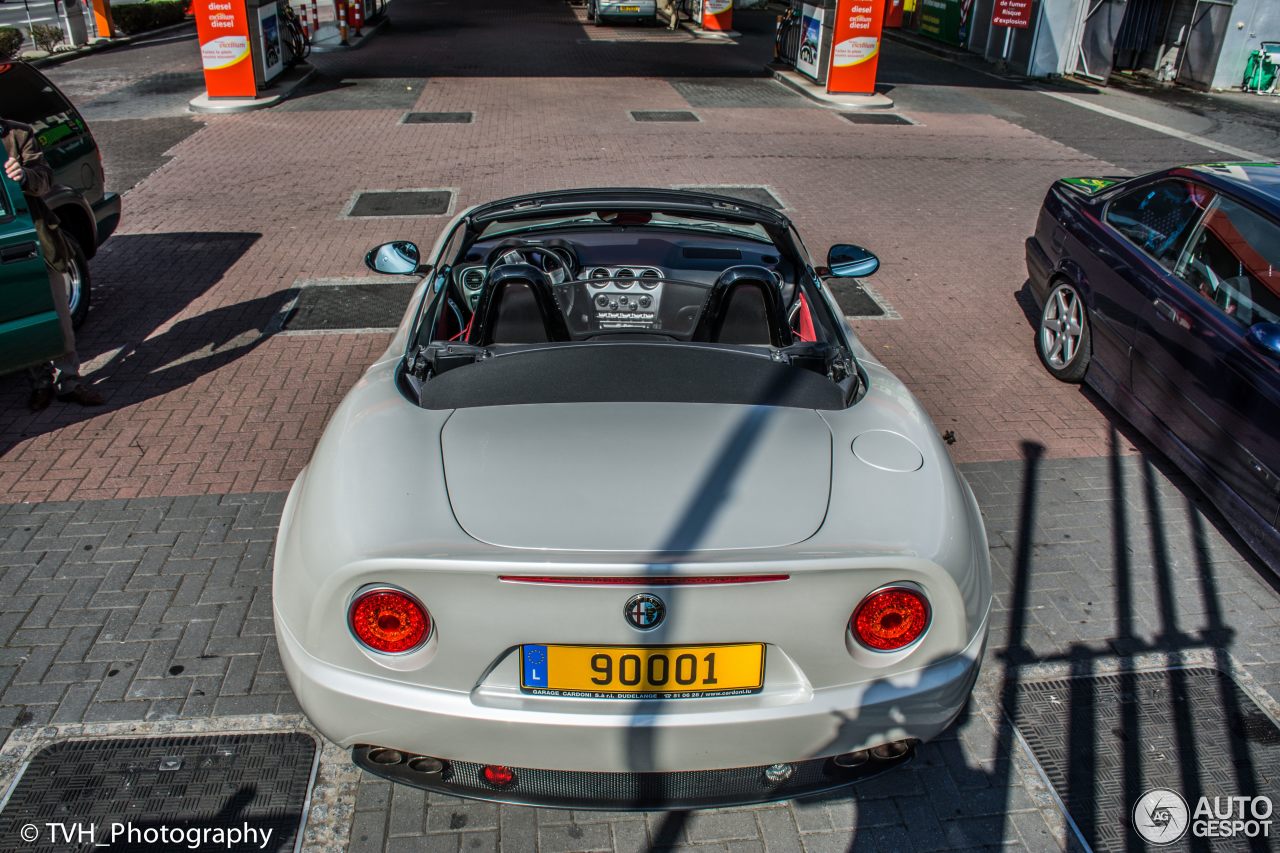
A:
0 169 63 376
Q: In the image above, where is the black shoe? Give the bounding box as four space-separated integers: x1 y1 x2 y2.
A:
57 385 105 406
28 386 55 412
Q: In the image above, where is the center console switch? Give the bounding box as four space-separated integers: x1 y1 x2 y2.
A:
585 273 662 331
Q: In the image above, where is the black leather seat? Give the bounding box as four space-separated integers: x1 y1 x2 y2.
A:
692 266 791 347
468 264 570 345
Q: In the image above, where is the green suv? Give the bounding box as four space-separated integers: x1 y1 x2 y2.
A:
0 61 120 374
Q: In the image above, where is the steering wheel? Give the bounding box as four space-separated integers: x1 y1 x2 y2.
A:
487 243 576 286
486 242 579 315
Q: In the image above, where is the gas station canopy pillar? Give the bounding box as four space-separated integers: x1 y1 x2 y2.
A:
827 0 886 94
193 0 257 98
90 0 117 38
192 0 288 102
701 0 732 32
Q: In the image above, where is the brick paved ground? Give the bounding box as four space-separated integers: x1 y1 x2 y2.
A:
6 0 1243 500
3 0 1280 850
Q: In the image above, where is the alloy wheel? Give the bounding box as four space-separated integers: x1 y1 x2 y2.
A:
65 261 83 318
1040 283 1084 369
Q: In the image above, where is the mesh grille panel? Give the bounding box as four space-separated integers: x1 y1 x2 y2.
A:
354 745 913 809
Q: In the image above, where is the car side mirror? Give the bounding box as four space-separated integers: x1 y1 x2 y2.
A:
826 244 879 278
366 241 422 275
1246 322 1280 358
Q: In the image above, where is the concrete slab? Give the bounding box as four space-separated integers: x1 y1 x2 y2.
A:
308 13 390 53
187 63 317 114
770 66 895 109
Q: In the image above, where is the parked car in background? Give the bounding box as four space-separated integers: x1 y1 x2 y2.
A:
1026 163 1280 571
587 0 659 25
0 61 120 332
274 188 992 809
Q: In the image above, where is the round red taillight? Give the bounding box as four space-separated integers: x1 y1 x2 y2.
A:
482 765 516 788
349 588 430 654
852 587 930 651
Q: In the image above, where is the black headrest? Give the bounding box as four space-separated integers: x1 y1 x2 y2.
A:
692 265 791 347
468 263 570 345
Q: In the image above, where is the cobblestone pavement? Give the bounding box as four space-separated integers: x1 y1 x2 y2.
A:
3 0 1280 850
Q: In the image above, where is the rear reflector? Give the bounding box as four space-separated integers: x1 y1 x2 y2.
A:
482 765 516 788
349 588 430 654
498 575 789 586
852 587 930 651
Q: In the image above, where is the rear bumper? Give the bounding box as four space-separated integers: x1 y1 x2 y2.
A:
92 192 122 248
599 1 657 15
277 605 987 777
1024 235 1052 307
353 740 917 810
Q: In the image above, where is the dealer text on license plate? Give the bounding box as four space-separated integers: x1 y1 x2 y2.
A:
521 643 763 698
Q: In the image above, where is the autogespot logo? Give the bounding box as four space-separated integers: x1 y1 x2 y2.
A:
1133 789 1190 845
1133 789 1275 843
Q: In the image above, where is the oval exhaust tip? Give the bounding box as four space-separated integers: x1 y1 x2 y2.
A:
833 749 870 768
870 741 911 760
408 756 446 775
367 748 404 766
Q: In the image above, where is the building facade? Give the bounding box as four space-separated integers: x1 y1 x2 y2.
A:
901 0 1279 91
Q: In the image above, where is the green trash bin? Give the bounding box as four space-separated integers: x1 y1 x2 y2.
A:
1243 43 1278 94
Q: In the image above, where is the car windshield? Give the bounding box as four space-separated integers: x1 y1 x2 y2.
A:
479 211 771 243
0 64 82 143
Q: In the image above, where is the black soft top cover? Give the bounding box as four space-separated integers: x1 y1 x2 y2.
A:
418 344 845 410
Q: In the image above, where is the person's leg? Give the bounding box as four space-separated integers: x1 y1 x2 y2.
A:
44 263 102 405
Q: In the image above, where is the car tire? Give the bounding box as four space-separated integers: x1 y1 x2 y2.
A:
63 233 91 329
1036 280 1090 382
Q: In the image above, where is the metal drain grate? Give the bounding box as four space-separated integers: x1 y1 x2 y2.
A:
0 733 316 853
840 112 913 125
282 282 417 331
824 277 887 317
403 111 473 124
631 110 700 122
347 190 452 217
681 185 784 210
671 79 813 109
1008 668 1280 853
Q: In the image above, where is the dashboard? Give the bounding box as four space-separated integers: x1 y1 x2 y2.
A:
452 231 793 338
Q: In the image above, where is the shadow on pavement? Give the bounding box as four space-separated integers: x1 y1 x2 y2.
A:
0 231 291 456
781 426 1278 851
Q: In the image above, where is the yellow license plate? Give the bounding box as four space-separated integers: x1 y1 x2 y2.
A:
521 643 764 699
617 5 640 10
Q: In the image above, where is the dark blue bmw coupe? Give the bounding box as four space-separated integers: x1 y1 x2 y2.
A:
1026 163 1280 571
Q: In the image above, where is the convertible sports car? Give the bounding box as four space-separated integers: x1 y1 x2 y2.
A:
1027 164 1280 571
274 188 992 809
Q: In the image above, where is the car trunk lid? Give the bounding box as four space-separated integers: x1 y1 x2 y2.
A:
441 402 832 552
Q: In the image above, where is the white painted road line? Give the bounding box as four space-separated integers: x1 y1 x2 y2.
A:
1039 90 1268 161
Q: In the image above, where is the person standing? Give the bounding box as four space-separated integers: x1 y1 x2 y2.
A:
1 118 104 411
